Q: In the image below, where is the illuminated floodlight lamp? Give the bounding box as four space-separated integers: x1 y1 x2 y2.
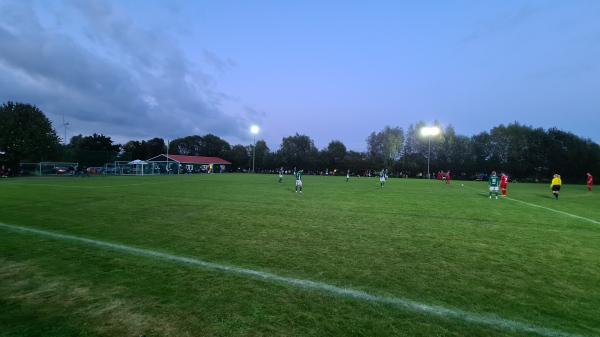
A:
420 126 441 137
420 126 441 179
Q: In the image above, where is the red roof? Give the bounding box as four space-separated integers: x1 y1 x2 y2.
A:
163 154 231 165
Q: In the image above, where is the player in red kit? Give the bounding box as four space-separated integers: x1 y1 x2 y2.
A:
500 173 508 197
587 173 593 192
445 171 451 185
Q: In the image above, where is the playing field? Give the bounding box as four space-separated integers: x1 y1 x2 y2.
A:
1 174 599 337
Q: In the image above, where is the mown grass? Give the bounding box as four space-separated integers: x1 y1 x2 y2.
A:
0 174 599 337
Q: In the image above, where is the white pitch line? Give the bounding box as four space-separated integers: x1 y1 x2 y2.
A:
460 184 600 226
505 197 600 225
0 222 590 337
1 182 171 189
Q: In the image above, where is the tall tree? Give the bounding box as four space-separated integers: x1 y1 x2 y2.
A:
0 102 61 171
436 125 457 171
343 150 370 173
278 133 319 170
120 138 166 161
253 140 270 169
323 140 347 169
69 133 120 167
225 144 250 171
382 126 404 168
366 131 385 165
120 140 144 161
201 134 231 157
170 135 203 155
144 138 166 158
367 126 404 169
169 134 231 157
403 122 429 156
470 131 493 174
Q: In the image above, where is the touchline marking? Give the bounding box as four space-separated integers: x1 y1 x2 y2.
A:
1 182 171 189
505 197 600 225
0 223 590 337
460 184 600 226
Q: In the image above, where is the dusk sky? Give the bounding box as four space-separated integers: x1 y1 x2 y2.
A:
1 0 599 150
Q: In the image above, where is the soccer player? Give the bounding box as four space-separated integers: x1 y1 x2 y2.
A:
446 170 451 185
379 169 386 188
294 169 303 193
500 173 508 197
489 171 500 199
551 174 562 200
442 172 447 183
346 169 350 182
278 167 284 183
587 173 593 192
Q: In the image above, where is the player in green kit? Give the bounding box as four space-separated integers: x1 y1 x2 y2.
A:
379 169 387 188
294 168 303 193
346 169 350 182
489 171 500 199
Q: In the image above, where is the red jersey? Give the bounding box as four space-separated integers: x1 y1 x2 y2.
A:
588 175 593 185
500 175 508 187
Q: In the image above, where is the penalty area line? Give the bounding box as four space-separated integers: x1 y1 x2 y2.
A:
0 222 590 337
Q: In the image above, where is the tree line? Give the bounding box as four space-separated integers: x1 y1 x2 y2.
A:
1 101 598 182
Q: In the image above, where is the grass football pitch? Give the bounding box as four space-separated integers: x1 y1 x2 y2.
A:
0 174 599 337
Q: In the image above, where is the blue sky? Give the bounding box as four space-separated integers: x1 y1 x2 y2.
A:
1 0 599 150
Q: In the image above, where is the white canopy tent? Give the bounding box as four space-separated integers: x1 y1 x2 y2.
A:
128 160 148 165
128 160 148 176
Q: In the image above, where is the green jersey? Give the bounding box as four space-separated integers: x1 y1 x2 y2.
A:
294 171 302 181
489 175 499 187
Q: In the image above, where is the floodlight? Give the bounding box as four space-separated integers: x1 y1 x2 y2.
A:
250 125 260 173
420 126 441 137
420 126 441 179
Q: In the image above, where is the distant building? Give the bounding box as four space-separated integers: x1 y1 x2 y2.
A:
147 154 231 173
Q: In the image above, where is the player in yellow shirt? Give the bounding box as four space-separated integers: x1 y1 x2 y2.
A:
550 174 562 200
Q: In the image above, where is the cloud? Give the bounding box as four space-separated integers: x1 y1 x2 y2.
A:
0 0 259 143
203 50 237 73
461 5 544 44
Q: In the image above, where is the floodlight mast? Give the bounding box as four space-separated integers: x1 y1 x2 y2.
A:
166 138 169 174
420 126 441 179
62 114 70 145
250 125 260 173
